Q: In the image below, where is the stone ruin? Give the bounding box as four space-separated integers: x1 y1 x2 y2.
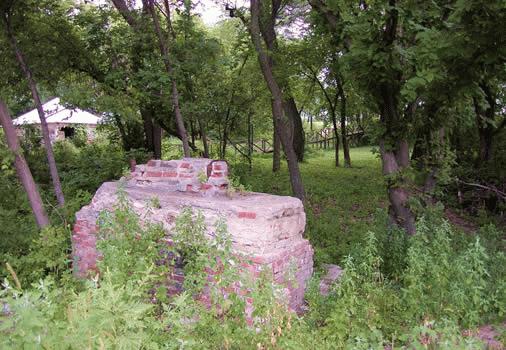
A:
72 158 314 311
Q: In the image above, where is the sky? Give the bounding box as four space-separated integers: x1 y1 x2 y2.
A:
195 1 227 26
87 0 232 26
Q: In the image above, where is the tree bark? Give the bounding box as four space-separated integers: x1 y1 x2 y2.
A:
0 100 49 228
147 0 190 157
272 114 281 172
376 0 416 235
331 112 340 167
312 69 340 167
255 0 305 162
152 120 162 159
140 105 163 158
337 79 351 167
283 98 305 161
198 119 209 158
250 0 304 200
4 12 65 207
380 140 416 235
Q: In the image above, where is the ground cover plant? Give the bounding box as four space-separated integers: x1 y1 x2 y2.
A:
1 0 505 346
1 147 505 349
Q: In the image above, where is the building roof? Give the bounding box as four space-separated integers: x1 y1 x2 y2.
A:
12 98 102 126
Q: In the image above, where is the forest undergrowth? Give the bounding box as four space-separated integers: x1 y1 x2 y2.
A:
1 145 505 349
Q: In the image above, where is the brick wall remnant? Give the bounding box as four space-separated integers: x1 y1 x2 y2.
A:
72 157 313 312
130 158 228 195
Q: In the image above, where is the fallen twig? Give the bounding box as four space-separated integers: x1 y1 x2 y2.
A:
456 179 506 200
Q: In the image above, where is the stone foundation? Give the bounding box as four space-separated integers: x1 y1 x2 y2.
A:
72 158 313 311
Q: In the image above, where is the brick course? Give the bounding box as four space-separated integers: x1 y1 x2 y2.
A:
72 157 313 313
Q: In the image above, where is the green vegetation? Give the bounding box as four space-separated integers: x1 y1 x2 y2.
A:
0 0 505 347
1 146 504 348
237 148 385 265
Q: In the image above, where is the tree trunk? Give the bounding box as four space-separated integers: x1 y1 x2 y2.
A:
141 106 154 153
198 119 209 158
0 100 49 228
147 3 190 157
380 140 416 235
4 14 65 207
478 128 493 163
411 133 425 162
249 0 304 200
140 105 162 158
375 0 416 235
337 81 351 167
190 119 196 148
283 98 305 161
152 121 162 159
221 121 228 159
253 0 304 162
330 111 340 167
273 115 281 172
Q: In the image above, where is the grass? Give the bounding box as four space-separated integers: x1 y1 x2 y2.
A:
235 146 386 267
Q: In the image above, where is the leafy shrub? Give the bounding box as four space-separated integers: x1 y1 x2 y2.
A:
1 226 71 286
1 193 504 349
307 215 505 348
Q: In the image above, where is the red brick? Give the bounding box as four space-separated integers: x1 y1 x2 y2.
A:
186 184 193 191
146 171 162 177
178 174 194 178
213 164 223 171
250 256 265 264
179 162 191 168
162 172 177 177
238 211 256 219
210 172 223 178
201 183 212 190
74 219 87 227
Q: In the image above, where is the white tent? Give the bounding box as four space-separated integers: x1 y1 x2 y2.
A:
12 98 102 126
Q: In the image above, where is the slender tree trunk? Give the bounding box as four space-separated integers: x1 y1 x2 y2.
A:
4 14 65 207
146 1 190 157
221 123 228 159
254 0 304 162
113 114 130 151
198 119 209 158
153 121 162 159
272 112 281 172
283 98 305 161
0 100 49 228
190 119 196 147
250 0 304 199
141 106 154 153
337 81 351 167
411 133 425 162
140 105 162 158
330 111 340 167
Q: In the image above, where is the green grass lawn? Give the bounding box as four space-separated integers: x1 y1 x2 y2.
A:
236 147 387 267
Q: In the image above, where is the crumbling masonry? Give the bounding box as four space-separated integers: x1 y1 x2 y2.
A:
72 158 314 311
